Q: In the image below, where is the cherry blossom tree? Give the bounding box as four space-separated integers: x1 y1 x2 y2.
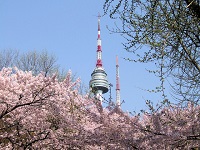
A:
0 67 199 149
0 67 85 149
137 103 200 149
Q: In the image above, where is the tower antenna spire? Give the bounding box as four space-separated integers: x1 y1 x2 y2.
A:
98 13 101 32
116 55 121 107
89 14 109 104
96 13 102 67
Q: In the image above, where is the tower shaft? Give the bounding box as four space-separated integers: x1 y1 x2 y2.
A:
116 56 121 107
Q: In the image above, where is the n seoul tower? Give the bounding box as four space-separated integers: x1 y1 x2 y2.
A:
89 14 109 103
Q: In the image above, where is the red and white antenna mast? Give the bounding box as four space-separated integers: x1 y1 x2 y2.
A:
116 55 121 107
96 13 102 67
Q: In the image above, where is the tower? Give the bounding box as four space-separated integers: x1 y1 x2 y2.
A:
89 15 109 103
116 55 121 107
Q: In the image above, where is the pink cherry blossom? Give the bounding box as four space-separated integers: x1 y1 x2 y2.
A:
0 68 199 149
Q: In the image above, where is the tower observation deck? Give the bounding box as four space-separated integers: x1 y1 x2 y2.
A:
89 15 109 103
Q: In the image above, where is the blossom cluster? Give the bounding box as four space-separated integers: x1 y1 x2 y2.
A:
0 68 199 149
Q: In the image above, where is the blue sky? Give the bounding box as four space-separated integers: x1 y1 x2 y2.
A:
0 0 165 113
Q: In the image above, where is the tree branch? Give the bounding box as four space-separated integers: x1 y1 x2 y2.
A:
185 0 200 19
